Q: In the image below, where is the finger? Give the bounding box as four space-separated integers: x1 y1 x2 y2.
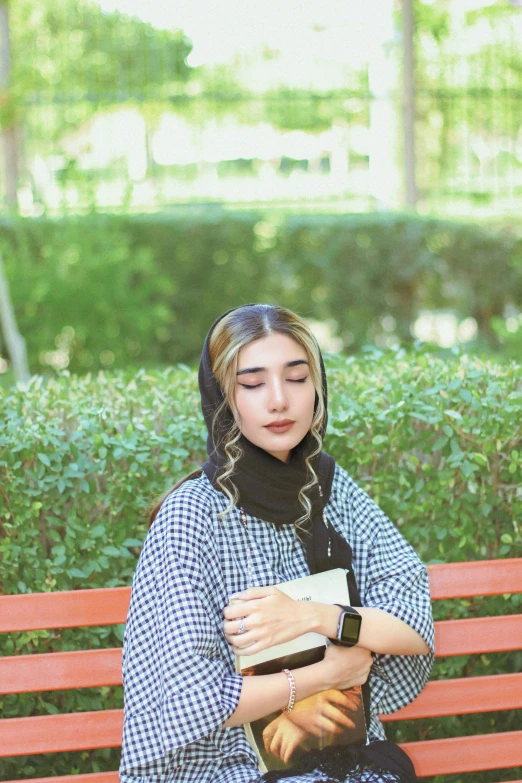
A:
226 633 259 652
327 689 360 712
324 689 353 707
262 720 277 746
317 714 349 736
228 637 264 655
268 726 282 758
281 736 292 765
223 618 250 636
223 604 251 620
323 704 356 731
339 691 362 712
235 586 278 601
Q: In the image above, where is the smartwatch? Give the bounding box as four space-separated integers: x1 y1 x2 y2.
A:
331 604 362 647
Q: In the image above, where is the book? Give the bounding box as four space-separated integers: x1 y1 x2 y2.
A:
234 568 367 773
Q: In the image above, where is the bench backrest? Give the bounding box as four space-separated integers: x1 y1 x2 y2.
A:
1 559 521 783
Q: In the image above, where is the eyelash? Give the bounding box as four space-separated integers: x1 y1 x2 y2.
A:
239 378 308 389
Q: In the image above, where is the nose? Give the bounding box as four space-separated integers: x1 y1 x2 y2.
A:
267 378 288 412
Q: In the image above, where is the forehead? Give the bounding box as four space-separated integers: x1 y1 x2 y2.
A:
237 333 307 369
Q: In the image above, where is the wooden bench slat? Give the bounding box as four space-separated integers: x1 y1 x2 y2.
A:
0 710 123 757
381 672 522 721
400 730 522 776
0 588 131 632
428 558 522 599
434 614 522 656
0 558 519 634
2 774 119 783
0 649 123 694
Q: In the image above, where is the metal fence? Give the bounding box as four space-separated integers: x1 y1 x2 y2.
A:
2 0 522 216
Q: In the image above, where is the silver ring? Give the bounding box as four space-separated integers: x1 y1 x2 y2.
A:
237 618 246 635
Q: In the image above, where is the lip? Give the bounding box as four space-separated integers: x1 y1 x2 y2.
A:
264 419 295 433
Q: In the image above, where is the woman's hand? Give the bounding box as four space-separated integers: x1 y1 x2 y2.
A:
284 688 361 738
223 586 313 655
319 643 373 692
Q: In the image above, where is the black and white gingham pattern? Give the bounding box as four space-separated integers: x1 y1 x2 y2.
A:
120 466 434 783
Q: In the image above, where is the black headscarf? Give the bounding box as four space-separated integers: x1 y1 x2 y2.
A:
198 304 336 545
198 302 357 574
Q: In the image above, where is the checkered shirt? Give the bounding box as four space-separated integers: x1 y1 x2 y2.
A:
120 465 434 783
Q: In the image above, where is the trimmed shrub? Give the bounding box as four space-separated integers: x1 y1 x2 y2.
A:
0 350 520 779
0 211 521 379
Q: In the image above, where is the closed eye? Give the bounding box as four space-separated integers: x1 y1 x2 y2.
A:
238 377 308 389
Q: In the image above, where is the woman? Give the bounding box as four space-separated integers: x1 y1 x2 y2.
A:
120 303 434 783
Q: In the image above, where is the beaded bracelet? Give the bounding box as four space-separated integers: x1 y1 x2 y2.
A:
282 668 296 713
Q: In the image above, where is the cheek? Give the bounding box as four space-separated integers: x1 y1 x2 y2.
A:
302 386 317 422
233 393 256 429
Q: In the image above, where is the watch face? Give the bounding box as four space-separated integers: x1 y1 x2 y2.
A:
341 613 361 644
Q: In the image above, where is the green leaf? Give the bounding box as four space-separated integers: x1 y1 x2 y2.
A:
114 624 126 642
461 460 475 478
432 436 448 451
448 378 462 390
102 545 122 557
68 568 87 578
372 435 387 446
500 534 512 545
38 453 51 467
122 538 143 547
444 409 462 420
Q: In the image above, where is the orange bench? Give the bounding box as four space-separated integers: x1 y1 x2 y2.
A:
1 558 521 783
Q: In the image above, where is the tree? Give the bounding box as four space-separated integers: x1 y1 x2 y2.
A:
3 0 193 153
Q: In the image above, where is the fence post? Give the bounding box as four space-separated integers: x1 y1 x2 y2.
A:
402 0 418 209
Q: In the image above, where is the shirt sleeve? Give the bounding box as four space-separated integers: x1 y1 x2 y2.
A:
120 484 243 774
341 470 435 715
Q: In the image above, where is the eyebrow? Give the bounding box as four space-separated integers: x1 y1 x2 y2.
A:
237 359 309 376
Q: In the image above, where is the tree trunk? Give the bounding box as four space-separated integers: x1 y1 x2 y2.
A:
0 253 30 382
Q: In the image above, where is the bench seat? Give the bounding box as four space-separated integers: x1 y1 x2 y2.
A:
1 558 521 781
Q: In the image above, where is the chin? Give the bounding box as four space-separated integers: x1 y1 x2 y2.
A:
262 434 305 453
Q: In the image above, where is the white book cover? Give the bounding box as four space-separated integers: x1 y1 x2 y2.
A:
234 568 367 773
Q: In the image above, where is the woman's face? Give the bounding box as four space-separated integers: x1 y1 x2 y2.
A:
233 332 317 463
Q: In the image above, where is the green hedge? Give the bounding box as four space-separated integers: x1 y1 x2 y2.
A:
1 211 521 379
0 350 521 780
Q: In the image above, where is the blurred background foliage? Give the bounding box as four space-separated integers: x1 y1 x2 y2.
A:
0 211 521 385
